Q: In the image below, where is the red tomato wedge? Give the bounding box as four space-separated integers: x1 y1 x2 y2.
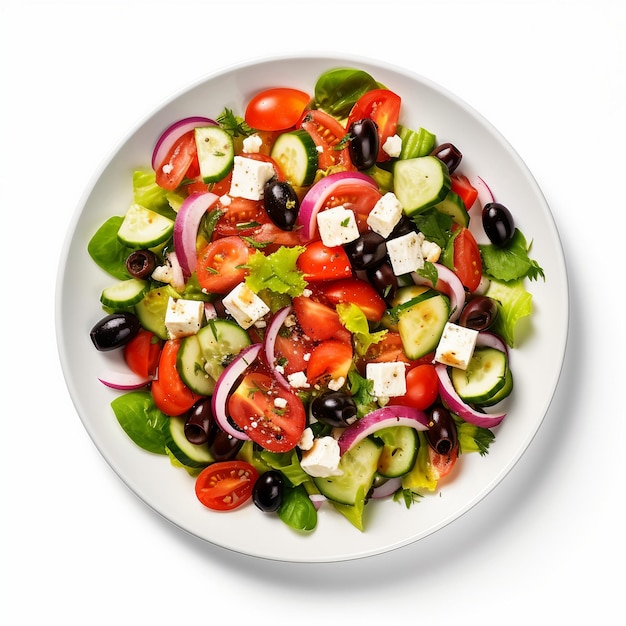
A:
296 240 352 282
451 175 479 210
306 340 353 384
123 329 162 378
195 461 259 511
196 236 249 294
292 295 344 342
391 364 439 411
451 227 483 292
319 277 387 322
155 131 198 191
300 109 353 170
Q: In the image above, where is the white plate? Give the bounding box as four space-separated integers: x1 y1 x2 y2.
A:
55 53 569 563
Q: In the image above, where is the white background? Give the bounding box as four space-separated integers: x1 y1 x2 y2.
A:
2 0 624 623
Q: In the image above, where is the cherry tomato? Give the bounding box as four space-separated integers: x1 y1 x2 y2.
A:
347 89 401 162
228 371 306 453
213 196 269 238
196 236 250 294
320 277 387 322
245 88 311 131
299 109 354 170
392 364 439 411
154 131 198 191
195 461 259 511
273 326 315 375
151 340 200 416
292 295 344 342
296 240 352 282
315 181 382 233
428 445 458 481
123 329 162 378
451 227 483 292
451 175 478 210
306 340 353 385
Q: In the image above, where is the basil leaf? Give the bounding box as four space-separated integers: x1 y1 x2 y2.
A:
479 228 545 282
87 216 131 280
314 68 379 118
277 485 317 532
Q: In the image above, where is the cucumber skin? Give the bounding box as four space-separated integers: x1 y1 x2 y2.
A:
195 126 235 183
376 426 419 478
450 347 509 404
117 203 174 248
393 156 451 216
100 278 148 309
177 335 216 396
165 416 214 469
270 130 318 187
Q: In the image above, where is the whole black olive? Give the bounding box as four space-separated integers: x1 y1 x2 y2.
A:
426 405 458 455
343 231 387 270
253 470 284 512
90 312 140 351
367 261 398 304
264 179 300 231
311 391 358 428
482 202 515 247
458 295 499 331
125 250 158 279
348 118 379 170
431 142 463 174
184 398 216 445
208 429 244 462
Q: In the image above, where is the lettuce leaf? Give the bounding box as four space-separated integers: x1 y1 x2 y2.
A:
336 302 387 355
244 246 307 297
486 278 533 348
479 228 545 282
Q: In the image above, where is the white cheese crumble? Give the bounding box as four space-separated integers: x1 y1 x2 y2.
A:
366 361 407 398
287 371 310 389
164 297 204 339
382 133 402 158
229 155 275 201
367 191 403 238
222 282 270 329
300 436 343 477
316 205 360 247
386 231 424 275
242 133 263 153
434 322 479 370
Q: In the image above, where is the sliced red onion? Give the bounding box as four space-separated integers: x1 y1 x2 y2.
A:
297 171 379 241
98 370 152 390
166 250 186 292
474 175 495 209
476 331 509 356
152 116 216 170
435 363 506 428
204 302 218 321
370 477 402 499
211 343 262 440
412 262 466 322
309 493 326 510
337 405 429 456
263 306 293 389
174 192 220 277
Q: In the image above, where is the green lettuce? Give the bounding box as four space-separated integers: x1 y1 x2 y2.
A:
244 246 307 297
486 278 533 348
336 302 387 356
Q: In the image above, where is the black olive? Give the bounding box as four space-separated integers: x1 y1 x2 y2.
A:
90 312 140 351
426 405 458 455
482 202 515 247
253 470 284 512
125 250 158 279
348 118 379 170
431 142 463 174
367 261 398 304
184 398 216 445
458 295 499 331
264 179 300 231
343 231 387 270
311 391 358 428
208 429 244 462
389 215 417 239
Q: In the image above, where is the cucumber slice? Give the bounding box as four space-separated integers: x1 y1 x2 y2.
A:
313 437 383 505
434 189 469 227
270 129 318 187
135 285 181 340
478 360 513 406
165 416 214 469
177 335 216 396
397 125 437 159
117 203 175 248
100 278 148 309
393 156 451 215
194 126 235 183
375 426 419 478
196 319 251 381
393 285 450 360
450 347 508 404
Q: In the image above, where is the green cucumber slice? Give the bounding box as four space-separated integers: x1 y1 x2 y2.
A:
135 285 181 340
397 125 437 159
100 278 148 309
270 129 318 187
475 357 513 406
393 156 451 215
117 203 174 248
196 319 251 381
375 426 419 478
194 126 235 183
434 189 469 227
450 347 508 404
165 416 214 469
177 335 216 396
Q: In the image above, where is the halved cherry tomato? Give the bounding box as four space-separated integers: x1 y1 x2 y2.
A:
392 364 439 411
451 227 483 292
151 340 200 416
196 236 249 294
273 327 314 375
245 88 311 131
228 371 306 453
428 445 458 481
213 196 270 238
320 277 387 322
347 89 401 162
123 329 162 378
247 222 304 250
306 340 353 385
299 109 354 170
292 295 344 342
296 240 352 282
315 181 382 233
195 461 259 511
155 131 198 191
451 175 478 210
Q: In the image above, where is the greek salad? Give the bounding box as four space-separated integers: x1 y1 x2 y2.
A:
88 67 544 532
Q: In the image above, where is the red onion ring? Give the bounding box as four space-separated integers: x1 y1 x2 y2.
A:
474 175 495 209
152 116 216 170
263 306 293 389
98 371 152 390
475 330 509 356
369 477 402 499
167 250 186 292
411 262 466 322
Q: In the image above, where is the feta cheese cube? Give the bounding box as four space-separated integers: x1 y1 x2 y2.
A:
316 206 360 247
298 427 314 451
229 156 275 201
366 361 407 398
382 133 402 158
300 436 343 477
242 133 263 153
367 192 403 238
287 370 310 389
164 297 204 339
222 283 270 329
421 238 442 263
386 231 424 275
434 322 479 370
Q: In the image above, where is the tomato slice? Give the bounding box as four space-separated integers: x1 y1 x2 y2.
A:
428 445 458 481
155 131 198 191
213 196 270 238
296 240 352 282
292 295 344 342
347 89 401 162
316 181 382 233
195 461 259 511
391 364 439 411
300 109 353 170
196 236 250 294
151 340 200 416
273 326 315 375
306 339 353 385
245 87 311 131
451 227 483 292
123 329 162 378
319 277 387 322
451 175 478 210
228 371 306 453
